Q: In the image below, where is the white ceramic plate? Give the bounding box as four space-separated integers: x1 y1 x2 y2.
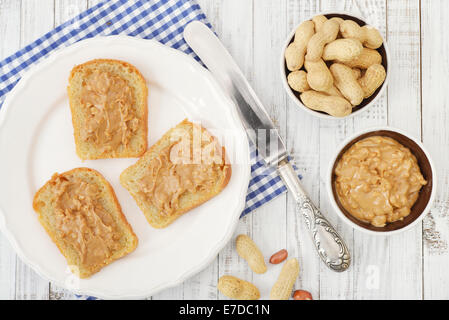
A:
280 11 390 120
0 36 250 299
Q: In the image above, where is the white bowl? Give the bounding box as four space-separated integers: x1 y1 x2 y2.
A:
326 127 436 235
280 11 390 120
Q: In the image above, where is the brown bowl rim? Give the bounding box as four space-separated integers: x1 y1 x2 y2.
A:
282 12 390 119
329 129 435 233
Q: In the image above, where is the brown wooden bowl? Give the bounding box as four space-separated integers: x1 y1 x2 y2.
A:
327 128 436 235
280 12 390 119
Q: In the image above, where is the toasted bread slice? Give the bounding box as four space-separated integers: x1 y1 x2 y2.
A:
33 168 138 278
67 59 148 159
120 119 232 228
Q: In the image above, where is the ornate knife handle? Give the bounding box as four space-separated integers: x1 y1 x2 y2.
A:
278 160 350 272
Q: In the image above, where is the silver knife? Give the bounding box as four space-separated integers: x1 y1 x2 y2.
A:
184 21 350 272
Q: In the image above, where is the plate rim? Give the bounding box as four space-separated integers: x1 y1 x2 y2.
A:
0 35 251 299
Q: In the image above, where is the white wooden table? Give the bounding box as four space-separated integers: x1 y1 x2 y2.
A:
0 0 448 300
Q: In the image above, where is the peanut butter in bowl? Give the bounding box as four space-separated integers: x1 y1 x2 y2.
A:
334 136 427 228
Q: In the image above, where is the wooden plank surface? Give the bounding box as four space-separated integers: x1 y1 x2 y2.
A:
0 0 446 300
421 0 449 300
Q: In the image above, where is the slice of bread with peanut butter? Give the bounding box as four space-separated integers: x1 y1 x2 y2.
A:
120 119 232 228
68 59 148 159
33 168 138 278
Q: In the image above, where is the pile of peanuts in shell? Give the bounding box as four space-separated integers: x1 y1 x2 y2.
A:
285 14 387 117
217 234 312 300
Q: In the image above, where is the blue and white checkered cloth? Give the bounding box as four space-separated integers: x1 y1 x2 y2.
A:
0 0 301 219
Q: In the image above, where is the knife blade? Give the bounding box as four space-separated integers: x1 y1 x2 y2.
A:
184 21 350 272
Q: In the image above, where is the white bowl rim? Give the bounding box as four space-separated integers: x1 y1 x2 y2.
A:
280 11 391 120
326 126 437 236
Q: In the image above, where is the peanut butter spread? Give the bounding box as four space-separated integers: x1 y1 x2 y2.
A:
50 174 121 266
80 70 139 154
137 136 225 216
334 136 427 227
